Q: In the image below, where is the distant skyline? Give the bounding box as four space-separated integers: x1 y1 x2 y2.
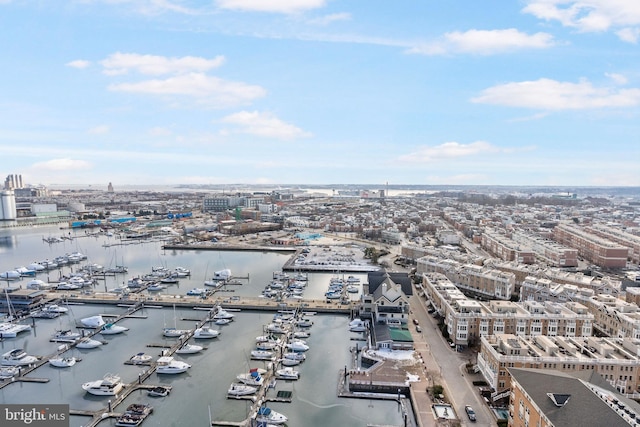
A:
1 1 639 187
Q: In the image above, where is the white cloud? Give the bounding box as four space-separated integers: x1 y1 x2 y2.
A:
80 0 198 15
108 73 266 107
472 78 640 110
309 12 351 26
66 59 91 69
101 52 225 76
617 27 640 43
407 29 555 55
148 127 173 136
32 158 93 171
523 1 640 38
216 0 326 14
221 110 311 139
398 141 501 163
88 125 110 134
605 72 628 85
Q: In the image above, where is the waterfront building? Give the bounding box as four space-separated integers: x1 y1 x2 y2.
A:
477 334 640 397
553 222 629 268
508 368 640 427
361 271 412 325
422 273 593 349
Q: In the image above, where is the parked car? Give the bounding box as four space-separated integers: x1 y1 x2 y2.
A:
465 405 476 422
416 326 422 333
412 318 419 325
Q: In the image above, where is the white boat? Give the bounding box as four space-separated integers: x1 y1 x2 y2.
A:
236 370 264 386
82 373 124 396
156 356 190 374
42 304 69 314
52 329 82 342
193 327 220 339
293 331 310 339
0 322 31 338
213 269 231 280
175 343 203 354
256 341 278 351
147 283 165 291
279 358 301 367
347 275 361 283
250 350 274 360
283 352 306 361
214 318 232 325
1 349 38 366
255 407 288 425
27 262 45 272
212 308 235 320
80 315 106 328
0 270 21 280
266 323 286 334
286 340 309 352
26 279 53 290
129 352 153 364
349 319 367 332
186 288 207 296
56 282 81 290
227 383 258 396
49 356 77 368
147 385 172 397
76 337 103 349
15 266 36 277
275 367 299 380
100 323 129 335
162 327 189 338
0 366 19 378
346 285 359 293
295 318 313 328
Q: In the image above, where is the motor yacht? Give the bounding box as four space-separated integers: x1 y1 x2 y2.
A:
81 373 124 396
1 349 38 366
156 356 190 374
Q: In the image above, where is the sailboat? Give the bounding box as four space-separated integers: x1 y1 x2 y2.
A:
163 305 189 338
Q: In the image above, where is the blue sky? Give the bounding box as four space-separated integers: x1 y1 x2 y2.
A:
1 0 639 188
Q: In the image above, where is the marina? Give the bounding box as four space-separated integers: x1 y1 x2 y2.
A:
0 225 408 427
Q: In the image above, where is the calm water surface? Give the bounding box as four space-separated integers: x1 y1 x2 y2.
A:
0 225 403 427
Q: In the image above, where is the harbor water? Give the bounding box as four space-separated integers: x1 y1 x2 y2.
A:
0 226 405 426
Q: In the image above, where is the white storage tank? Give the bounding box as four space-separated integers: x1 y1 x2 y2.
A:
0 190 17 220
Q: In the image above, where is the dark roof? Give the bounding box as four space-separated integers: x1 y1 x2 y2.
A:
509 368 635 426
367 271 412 296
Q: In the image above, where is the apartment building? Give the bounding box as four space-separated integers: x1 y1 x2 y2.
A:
418 258 516 300
511 230 578 267
422 273 593 349
508 368 640 427
478 334 640 396
589 223 640 265
553 222 629 268
481 229 536 264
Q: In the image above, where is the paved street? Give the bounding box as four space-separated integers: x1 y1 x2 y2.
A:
410 290 496 427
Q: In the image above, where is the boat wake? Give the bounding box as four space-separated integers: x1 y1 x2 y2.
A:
296 395 348 410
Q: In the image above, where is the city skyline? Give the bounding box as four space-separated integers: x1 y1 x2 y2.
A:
1 1 639 187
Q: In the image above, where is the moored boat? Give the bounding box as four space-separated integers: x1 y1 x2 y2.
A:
175 343 203 354
81 373 124 396
193 327 219 339
129 352 153 364
275 366 299 380
49 356 77 368
254 407 287 425
156 356 190 374
1 349 38 366
227 383 258 397
147 385 172 397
